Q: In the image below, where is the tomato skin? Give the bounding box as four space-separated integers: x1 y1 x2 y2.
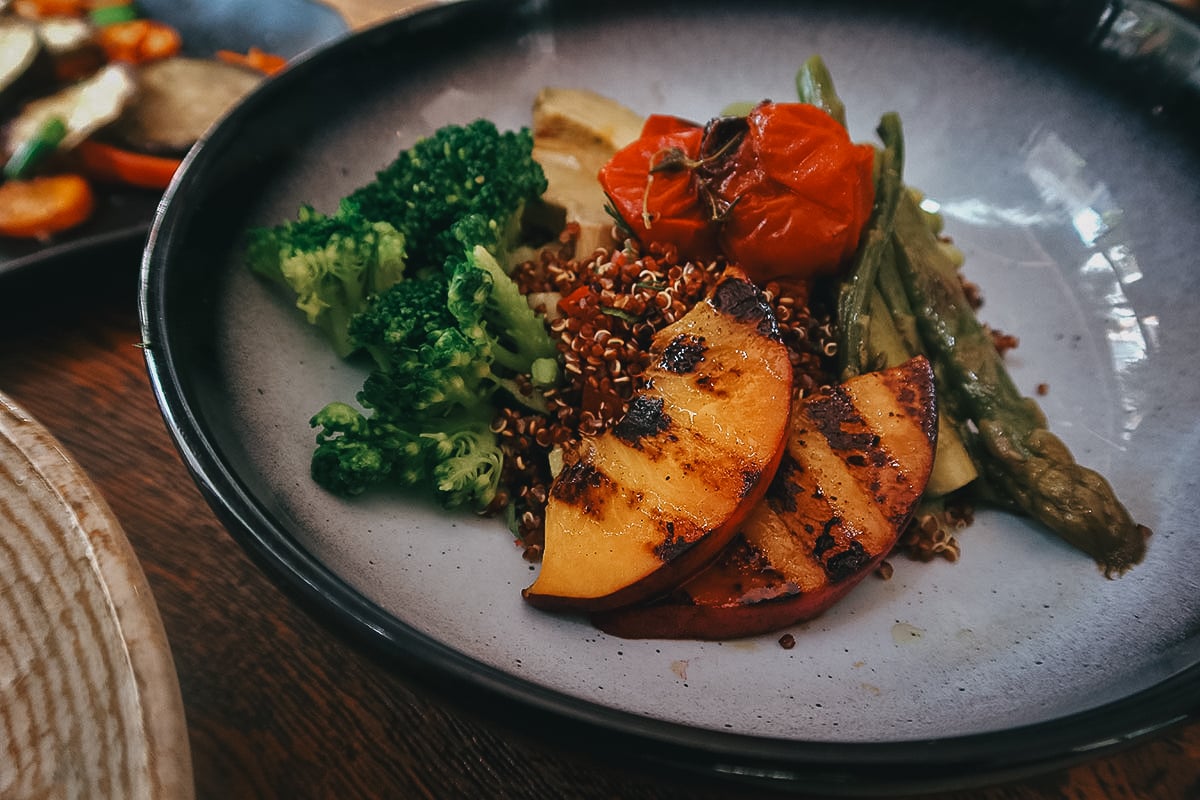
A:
597 115 720 262
598 103 876 284
712 103 875 283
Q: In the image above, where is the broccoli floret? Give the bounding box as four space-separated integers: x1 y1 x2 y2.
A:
343 119 548 276
310 400 505 511
246 206 406 357
445 214 560 378
421 419 505 512
350 277 493 419
309 402 426 496
309 238 559 510
278 119 560 514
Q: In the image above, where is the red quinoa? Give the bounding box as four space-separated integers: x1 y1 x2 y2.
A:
496 224 838 554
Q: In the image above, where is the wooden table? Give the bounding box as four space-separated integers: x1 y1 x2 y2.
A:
1 2 1197 797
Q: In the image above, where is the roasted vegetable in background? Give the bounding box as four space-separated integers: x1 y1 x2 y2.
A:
0 17 46 110
0 171 92 237
0 2 281 238
523 269 794 613
101 56 261 156
594 356 937 639
1 62 135 163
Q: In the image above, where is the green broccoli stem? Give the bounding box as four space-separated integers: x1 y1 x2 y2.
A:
469 245 558 369
890 192 1149 576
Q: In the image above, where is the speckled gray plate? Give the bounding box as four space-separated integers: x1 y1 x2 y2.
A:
139 0 1200 794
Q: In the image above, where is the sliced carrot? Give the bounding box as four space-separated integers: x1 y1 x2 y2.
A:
216 47 289 76
96 19 182 64
10 0 89 17
0 174 95 239
73 140 182 190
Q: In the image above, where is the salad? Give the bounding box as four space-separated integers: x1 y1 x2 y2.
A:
0 0 284 240
246 57 1150 641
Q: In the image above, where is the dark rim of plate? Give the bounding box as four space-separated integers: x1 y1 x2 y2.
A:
138 0 1200 794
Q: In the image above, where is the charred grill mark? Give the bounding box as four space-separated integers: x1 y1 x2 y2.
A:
549 460 613 518
766 453 801 513
613 394 671 444
740 469 761 498
825 540 871 582
807 388 879 453
710 275 781 338
654 520 699 562
659 333 707 374
919 386 938 442
892 358 938 442
899 384 936 442
807 388 902 477
812 516 841 558
693 367 733 398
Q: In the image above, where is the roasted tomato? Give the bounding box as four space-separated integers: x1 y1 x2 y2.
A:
597 114 720 263
598 102 876 284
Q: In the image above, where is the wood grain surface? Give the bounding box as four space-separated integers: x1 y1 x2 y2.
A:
0 2 1196 797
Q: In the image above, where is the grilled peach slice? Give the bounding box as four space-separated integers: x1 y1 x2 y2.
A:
593 356 937 639
523 269 794 613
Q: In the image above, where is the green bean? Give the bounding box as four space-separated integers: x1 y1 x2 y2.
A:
837 112 904 380
795 54 847 128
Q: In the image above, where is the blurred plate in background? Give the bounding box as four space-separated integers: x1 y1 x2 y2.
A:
0 0 347 278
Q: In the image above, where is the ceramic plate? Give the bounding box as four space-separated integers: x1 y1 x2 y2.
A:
0 0 347 278
139 0 1200 793
0 392 192 799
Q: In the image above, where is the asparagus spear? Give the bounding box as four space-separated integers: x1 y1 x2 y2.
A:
890 192 1150 575
874 245 979 496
